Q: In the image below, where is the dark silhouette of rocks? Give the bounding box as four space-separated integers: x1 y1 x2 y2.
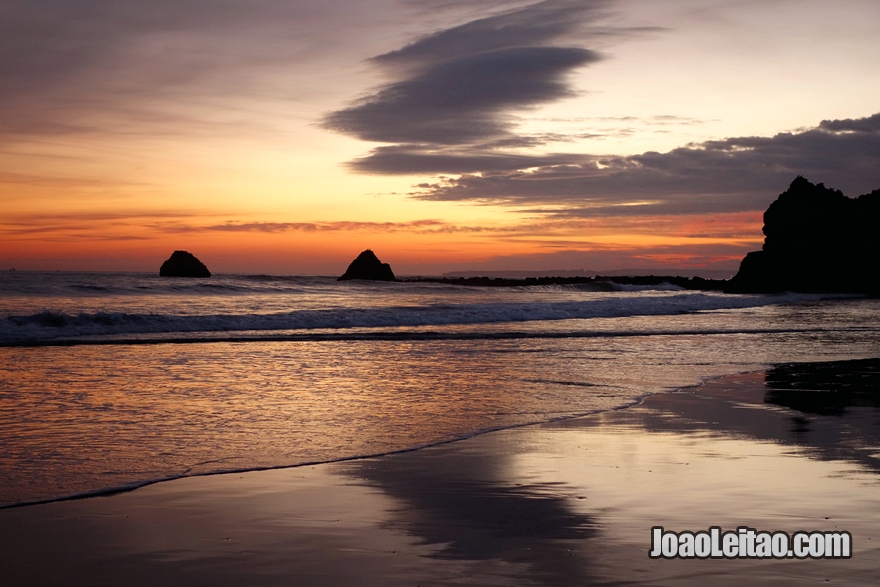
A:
338 249 395 281
764 358 880 416
727 177 880 295
159 251 211 278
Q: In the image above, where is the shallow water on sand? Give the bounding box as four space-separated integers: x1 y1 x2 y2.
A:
2 368 879 586
1 272 879 506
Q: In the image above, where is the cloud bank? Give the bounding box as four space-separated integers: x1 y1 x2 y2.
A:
413 113 880 215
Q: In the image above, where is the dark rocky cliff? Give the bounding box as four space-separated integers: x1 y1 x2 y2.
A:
726 177 879 295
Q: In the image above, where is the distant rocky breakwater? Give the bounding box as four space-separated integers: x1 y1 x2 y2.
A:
405 274 727 290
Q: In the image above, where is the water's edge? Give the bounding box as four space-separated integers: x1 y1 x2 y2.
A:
0 364 776 510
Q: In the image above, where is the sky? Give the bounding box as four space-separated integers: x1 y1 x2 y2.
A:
2 0 879 276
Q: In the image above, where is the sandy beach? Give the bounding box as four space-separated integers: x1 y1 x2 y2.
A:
3 360 879 586
4 1 880 585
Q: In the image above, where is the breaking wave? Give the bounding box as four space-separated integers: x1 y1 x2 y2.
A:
1 291 830 345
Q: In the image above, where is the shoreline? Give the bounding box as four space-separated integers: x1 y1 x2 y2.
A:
3 359 879 585
0 369 692 511
3 358 876 511
0 360 792 511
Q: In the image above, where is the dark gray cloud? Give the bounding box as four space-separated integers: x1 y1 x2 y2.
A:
322 1 607 149
324 46 599 145
374 0 605 68
349 145 585 174
410 113 880 215
818 112 880 133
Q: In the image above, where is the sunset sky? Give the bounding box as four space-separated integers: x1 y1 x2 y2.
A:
2 0 879 276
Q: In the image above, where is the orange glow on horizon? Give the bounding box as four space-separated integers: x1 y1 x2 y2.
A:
0 208 764 275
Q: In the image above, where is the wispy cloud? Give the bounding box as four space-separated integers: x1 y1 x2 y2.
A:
0 0 407 141
170 219 499 234
0 211 209 239
1 214 509 238
3 210 762 246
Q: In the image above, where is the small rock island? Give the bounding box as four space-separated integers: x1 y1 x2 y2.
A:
726 176 879 295
159 251 211 278
338 249 395 281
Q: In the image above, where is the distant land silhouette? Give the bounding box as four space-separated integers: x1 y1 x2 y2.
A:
159 251 211 278
727 177 880 295
341 177 878 296
338 249 396 281
337 252 726 289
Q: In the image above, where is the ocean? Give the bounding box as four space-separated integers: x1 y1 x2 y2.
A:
1 271 879 508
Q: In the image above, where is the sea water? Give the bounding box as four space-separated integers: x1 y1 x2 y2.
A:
1 271 879 507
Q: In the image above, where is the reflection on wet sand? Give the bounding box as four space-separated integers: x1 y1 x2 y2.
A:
2 360 880 586
338 358 880 585
621 358 880 475
765 357 880 414
341 443 599 586
763 358 880 473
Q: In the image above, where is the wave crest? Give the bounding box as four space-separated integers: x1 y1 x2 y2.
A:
1 292 826 345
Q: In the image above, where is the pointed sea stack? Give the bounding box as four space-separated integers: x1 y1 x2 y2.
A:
338 249 395 281
726 177 880 295
159 251 211 278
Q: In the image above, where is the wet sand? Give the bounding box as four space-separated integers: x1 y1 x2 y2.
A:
3 360 880 586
